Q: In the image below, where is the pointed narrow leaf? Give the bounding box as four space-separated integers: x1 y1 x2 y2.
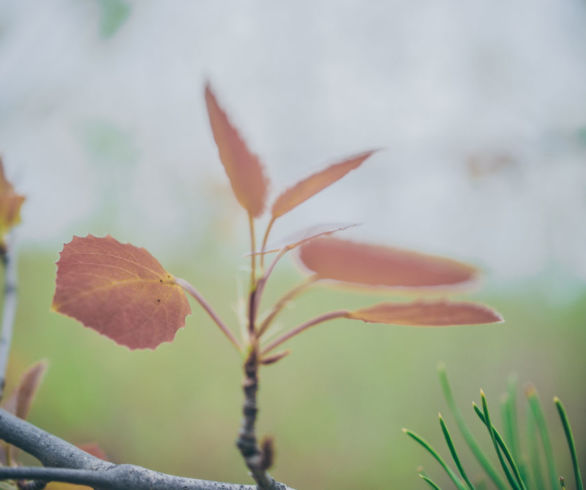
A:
260 350 291 365
0 158 25 247
271 150 375 219
299 237 478 288
438 364 507 490
52 235 191 350
347 300 502 326
3 361 48 419
554 397 584 490
205 84 269 217
260 223 358 254
403 428 469 489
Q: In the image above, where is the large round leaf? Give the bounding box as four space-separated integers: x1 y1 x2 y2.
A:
52 235 191 349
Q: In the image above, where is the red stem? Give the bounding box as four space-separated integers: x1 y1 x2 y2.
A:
261 310 349 355
174 277 242 351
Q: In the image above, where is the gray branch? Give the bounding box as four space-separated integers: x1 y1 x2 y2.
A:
0 241 18 399
0 409 294 490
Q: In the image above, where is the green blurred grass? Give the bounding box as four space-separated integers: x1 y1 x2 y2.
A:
6 247 586 489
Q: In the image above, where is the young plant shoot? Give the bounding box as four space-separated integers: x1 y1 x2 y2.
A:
50 85 502 489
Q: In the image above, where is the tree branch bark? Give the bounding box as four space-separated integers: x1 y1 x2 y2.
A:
0 242 18 400
0 409 294 490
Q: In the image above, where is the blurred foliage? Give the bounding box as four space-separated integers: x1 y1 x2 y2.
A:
97 0 131 39
406 367 583 489
5 240 586 489
82 120 137 168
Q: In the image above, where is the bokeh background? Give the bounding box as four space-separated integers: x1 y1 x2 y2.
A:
1 1 585 488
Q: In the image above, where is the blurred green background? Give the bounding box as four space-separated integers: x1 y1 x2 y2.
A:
1 1 586 488
7 243 585 489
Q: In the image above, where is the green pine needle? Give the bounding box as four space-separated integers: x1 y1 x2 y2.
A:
503 376 524 475
439 413 475 489
419 473 443 490
475 395 526 490
527 386 558 490
437 364 506 490
403 428 468 490
527 402 546 490
554 397 583 490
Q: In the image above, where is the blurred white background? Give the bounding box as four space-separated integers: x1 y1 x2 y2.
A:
1 0 585 284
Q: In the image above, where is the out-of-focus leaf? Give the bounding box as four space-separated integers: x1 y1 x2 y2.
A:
347 300 503 326
98 0 131 39
52 235 191 350
205 84 269 218
298 237 478 289
271 151 375 219
46 484 91 490
83 120 137 168
0 158 25 249
3 361 48 420
260 350 291 365
78 442 108 461
260 223 358 254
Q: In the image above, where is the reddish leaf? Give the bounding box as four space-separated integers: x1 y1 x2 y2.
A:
298 237 477 288
3 360 48 419
52 235 191 350
0 157 25 247
260 350 291 365
78 442 108 460
347 300 503 326
205 84 269 217
271 151 375 219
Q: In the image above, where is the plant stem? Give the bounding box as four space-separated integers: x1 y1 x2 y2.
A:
0 242 17 400
174 277 241 351
249 214 257 286
253 247 294 336
257 276 319 338
261 310 348 355
235 347 280 489
259 217 276 271
255 248 287 308
248 287 257 337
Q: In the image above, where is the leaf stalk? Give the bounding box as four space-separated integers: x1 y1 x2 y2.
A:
174 277 241 351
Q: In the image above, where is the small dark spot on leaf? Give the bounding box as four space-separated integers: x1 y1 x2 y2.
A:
159 279 163 283
156 298 161 303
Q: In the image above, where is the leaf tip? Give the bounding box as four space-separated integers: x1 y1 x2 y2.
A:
525 384 537 397
260 349 291 366
204 81 269 217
